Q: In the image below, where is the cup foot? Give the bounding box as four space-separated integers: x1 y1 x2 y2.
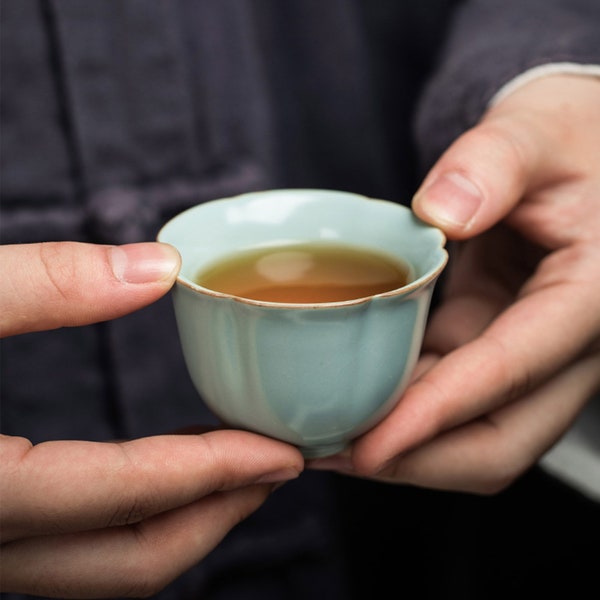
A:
300 441 348 459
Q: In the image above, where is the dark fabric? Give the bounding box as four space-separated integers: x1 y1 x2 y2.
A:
335 467 600 600
415 0 600 169
1 1 599 599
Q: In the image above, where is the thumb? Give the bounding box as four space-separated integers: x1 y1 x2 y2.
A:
412 112 542 240
0 242 181 337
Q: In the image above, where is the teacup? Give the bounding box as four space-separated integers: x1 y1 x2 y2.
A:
158 189 447 457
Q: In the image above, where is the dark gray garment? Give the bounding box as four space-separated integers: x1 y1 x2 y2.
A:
1 1 599 599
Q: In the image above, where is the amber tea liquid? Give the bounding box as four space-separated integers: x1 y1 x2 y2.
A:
194 242 412 303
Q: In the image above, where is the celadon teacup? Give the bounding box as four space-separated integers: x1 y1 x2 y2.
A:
158 189 448 457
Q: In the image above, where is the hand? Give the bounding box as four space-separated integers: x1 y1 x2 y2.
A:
310 74 600 493
0 242 304 597
1 241 180 337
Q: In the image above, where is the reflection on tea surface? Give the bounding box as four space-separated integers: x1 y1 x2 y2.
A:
194 242 412 303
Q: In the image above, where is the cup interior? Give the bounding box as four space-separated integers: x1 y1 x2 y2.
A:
158 189 447 303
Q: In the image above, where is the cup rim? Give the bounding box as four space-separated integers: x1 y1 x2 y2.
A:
158 189 448 309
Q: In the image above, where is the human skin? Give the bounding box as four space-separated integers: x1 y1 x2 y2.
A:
1 72 598 594
0 242 304 598
309 75 600 494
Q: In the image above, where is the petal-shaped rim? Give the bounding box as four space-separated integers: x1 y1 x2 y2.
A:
158 189 448 310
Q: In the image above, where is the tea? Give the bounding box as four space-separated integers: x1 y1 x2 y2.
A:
194 242 412 303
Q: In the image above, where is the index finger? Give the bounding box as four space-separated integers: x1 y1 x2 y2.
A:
351 243 600 474
412 75 600 241
0 431 303 542
0 242 180 337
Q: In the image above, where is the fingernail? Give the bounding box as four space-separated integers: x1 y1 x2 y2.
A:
414 171 483 228
255 467 301 485
110 243 181 284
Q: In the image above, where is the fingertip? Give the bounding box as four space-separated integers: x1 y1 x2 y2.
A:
109 242 181 285
254 467 302 484
199 429 305 483
414 115 539 240
0 241 182 337
412 171 484 239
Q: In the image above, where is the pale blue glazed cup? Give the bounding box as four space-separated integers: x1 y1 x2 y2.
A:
158 189 447 457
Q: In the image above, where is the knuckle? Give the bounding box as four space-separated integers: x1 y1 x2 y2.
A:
38 242 81 303
192 432 243 492
106 498 148 528
105 446 162 528
482 334 533 405
471 121 532 183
